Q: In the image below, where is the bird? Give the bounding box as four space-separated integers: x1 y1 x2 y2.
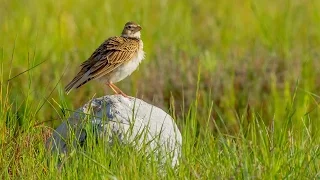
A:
65 21 145 97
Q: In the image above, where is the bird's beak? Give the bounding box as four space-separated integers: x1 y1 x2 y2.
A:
136 25 142 31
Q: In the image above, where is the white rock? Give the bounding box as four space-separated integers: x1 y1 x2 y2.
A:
46 95 182 167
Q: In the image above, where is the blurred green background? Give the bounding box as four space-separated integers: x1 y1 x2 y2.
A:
1 0 320 178
1 0 320 132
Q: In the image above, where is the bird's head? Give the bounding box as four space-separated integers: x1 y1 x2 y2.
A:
121 21 142 39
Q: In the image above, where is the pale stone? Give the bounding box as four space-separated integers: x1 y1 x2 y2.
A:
46 95 182 167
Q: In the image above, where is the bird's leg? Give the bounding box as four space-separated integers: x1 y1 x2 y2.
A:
108 82 128 97
107 83 119 94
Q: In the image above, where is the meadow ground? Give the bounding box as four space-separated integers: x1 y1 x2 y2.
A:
1 0 320 179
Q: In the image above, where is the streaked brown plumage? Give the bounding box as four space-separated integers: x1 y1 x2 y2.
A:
65 22 144 97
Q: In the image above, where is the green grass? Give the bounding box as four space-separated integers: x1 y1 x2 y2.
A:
1 0 320 179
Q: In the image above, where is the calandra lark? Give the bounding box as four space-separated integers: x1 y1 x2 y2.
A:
65 21 144 97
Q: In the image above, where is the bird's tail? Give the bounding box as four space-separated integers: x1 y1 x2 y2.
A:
65 71 91 94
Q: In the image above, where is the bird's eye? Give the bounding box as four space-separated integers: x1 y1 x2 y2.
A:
127 25 132 29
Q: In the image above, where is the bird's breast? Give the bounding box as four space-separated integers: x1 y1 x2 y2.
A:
108 41 144 83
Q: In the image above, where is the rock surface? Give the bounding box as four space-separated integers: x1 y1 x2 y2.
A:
46 95 182 166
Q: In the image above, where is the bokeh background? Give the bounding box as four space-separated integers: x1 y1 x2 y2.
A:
1 0 320 133
1 0 320 178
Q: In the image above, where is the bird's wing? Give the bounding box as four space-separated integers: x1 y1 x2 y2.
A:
64 36 140 93
87 36 140 78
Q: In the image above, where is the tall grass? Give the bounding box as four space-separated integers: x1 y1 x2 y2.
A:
1 0 320 178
